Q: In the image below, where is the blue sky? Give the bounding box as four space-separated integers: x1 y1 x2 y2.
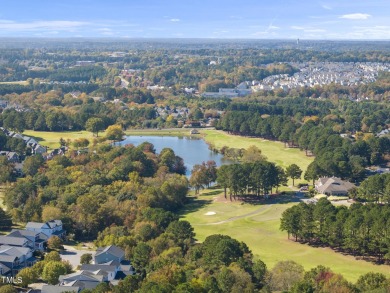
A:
0 0 389 39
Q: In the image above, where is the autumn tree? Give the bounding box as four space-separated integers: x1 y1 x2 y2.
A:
42 261 68 284
105 124 124 142
85 117 105 137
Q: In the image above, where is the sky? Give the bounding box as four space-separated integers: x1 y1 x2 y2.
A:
0 0 389 39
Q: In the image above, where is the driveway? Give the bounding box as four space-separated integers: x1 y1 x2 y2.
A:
60 245 96 268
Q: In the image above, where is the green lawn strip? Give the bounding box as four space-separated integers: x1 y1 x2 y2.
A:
201 129 313 171
125 128 192 137
200 129 313 186
182 193 390 282
23 130 97 149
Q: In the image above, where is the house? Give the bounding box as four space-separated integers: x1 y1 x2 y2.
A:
0 151 19 163
0 262 12 276
26 220 65 239
94 245 125 264
0 245 35 276
59 271 105 290
0 236 29 248
41 285 81 293
377 128 390 137
32 144 47 155
80 264 117 281
315 177 356 196
7 229 48 251
0 255 17 276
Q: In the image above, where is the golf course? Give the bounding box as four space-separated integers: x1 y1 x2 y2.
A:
182 190 390 282
20 128 390 281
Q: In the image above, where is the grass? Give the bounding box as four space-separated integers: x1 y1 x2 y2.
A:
201 129 313 172
23 130 97 149
182 190 390 282
125 128 192 137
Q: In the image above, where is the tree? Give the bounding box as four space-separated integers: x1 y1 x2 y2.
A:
16 267 39 287
41 206 62 222
0 157 14 183
105 124 124 142
47 236 63 250
269 260 304 292
304 161 322 185
45 251 62 262
132 242 152 270
0 208 12 229
356 272 388 292
286 164 302 186
72 137 89 149
85 117 105 137
80 253 93 265
22 154 45 177
0 285 17 293
241 145 267 163
42 261 67 284
252 259 267 288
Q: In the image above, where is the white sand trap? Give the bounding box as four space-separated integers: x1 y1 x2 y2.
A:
205 211 216 216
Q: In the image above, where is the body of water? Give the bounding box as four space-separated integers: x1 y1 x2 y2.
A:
118 136 228 176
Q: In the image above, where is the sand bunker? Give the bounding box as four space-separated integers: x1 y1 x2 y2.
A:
205 211 216 216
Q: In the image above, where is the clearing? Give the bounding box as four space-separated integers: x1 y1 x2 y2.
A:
182 189 390 282
23 130 97 150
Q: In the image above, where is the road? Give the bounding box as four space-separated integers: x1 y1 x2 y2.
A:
60 245 96 268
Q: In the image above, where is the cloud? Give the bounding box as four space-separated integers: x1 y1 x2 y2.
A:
339 13 371 20
291 26 305 30
320 3 332 10
268 25 279 30
0 20 88 31
170 18 180 22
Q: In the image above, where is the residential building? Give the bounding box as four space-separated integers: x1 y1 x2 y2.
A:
0 236 29 248
0 245 35 276
94 245 125 264
315 177 356 196
41 285 80 293
26 220 65 239
7 229 48 251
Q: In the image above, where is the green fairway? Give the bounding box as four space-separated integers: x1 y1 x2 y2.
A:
23 130 97 149
125 128 191 137
182 191 390 282
201 129 313 172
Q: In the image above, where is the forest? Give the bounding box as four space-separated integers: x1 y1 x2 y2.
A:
281 197 390 263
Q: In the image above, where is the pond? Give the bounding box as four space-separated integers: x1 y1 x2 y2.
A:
118 136 229 176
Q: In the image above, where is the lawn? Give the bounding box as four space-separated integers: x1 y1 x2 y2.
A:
23 130 97 149
182 190 390 282
201 129 313 173
125 128 191 137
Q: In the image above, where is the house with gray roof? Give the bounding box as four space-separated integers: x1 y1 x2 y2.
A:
26 220 65 239
0 236 28 248
0 245 35 276
315 177 356 196
41 285 80 293
94 245 125 264
8 229 48 251
59 270 105 290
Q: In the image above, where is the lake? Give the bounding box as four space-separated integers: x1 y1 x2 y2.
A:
118 135 228 175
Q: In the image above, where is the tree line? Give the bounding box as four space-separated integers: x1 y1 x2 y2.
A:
217 98 390 183
281 198 390 263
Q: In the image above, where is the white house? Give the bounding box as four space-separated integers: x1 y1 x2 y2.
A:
26 220 65 239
